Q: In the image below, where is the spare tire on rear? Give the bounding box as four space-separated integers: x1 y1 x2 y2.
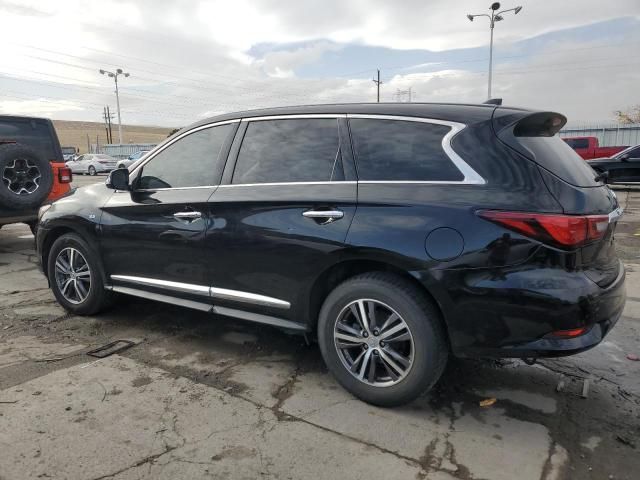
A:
0 143 53 210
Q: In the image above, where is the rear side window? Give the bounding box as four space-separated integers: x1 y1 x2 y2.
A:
0 118 60 161
563 138 589 149
138 124 232 189
349 119 463 181
232 119 342 184
516 136 599 187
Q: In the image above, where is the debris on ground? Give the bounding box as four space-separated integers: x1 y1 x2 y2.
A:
86 340 136 358
616 434 636 449
581 380 590 399
627 353 639 361
479 397 497 407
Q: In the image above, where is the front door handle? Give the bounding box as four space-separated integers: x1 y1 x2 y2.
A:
302 209 344 224
173 211 202 220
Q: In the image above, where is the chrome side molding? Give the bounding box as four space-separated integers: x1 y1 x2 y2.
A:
110 275 290 309
106 285 303 331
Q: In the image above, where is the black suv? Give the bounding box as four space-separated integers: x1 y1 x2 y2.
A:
36 103 626 406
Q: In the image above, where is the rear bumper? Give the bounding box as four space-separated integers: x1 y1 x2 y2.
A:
428 261 626 358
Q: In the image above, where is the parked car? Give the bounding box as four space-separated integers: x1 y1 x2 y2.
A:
65 153 118 175
36 103 625 407
61 146 77 161
0 115 72 233
116 150 150 170
587 144 640 184
562 136 628 160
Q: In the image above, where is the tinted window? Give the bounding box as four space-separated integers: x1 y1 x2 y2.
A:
516 135 598 187
0 118 60 161
232 119 342 184
349 119 463 181
564 138 589 149
622 146 640 159
138 124 232 189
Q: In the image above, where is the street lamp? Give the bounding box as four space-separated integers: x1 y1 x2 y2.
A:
467 3 523 100
99 68 130 145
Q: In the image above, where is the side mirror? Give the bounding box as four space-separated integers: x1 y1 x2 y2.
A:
106 168 130 190
620 154 630 162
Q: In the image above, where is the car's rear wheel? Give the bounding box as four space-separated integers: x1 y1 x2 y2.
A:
47 233 111 315
88 165 97 176
318 272 448 407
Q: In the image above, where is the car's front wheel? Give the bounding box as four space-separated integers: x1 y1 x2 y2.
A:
47 233 111 315
318 272 448 407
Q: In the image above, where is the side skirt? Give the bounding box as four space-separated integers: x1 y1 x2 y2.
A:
106 285 307 332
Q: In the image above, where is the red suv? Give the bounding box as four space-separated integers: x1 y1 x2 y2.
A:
0 115 72 233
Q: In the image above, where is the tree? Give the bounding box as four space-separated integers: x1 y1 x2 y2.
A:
614 105 640 124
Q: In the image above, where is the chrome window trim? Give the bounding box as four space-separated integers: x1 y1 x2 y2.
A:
346 114 485 185
243 114 347 121
218 181 357 188
110 275 290 309
128 118 241 179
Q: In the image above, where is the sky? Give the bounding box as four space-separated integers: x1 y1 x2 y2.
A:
0 0 639 127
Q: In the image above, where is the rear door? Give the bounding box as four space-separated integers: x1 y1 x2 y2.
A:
204 115 357 324
100 121 237 302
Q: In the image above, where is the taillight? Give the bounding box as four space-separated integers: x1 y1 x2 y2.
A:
547 327 590 339
58 167 72 184
477 210 609 248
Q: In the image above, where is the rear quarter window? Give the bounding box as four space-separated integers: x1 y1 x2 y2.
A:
563 138 589 149
0 118 61 161
348 119 464 181
516 136 599 187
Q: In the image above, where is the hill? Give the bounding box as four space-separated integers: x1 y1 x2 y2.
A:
53 120 174 153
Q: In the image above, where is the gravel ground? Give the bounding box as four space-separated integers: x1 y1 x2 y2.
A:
0 186 638 480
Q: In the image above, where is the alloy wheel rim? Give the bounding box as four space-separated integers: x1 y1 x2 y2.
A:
2 158 41 195
54 247 91 304
334 299 414 387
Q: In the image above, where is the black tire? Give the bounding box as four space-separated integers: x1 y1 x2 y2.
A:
47 233 112 315
318 272 448 407
88 165 97 176
0 143 53 210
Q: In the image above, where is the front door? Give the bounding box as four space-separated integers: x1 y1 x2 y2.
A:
204 116 357 325
99 122 237 302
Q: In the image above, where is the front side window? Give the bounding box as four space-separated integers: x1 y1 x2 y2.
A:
138 124 232 189
349 119 464 181
232 118 343 184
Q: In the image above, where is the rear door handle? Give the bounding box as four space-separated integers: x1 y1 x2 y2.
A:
173 211 202 220
302 209 344 224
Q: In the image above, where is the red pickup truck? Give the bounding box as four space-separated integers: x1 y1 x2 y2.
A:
562 136 628 160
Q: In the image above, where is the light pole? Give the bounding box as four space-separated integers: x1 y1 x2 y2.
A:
99 68 130 144
467 3 522 100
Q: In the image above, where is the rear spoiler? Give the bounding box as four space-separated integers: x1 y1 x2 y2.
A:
493 110 567 138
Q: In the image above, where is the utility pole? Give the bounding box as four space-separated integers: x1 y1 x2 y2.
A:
99 68 130 144
467 3 523 100
395 87 413 102
106 106 113 144
372 69 383 103
102 106 114 143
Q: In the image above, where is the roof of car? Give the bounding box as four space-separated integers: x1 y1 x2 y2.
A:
187 102 531 131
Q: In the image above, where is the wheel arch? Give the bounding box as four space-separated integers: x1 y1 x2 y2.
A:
40 224 105 285
305 259 450 345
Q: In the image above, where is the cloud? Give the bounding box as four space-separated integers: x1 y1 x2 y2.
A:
0 0 638 126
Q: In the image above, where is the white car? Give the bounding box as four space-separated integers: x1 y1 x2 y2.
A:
116 150 151 170
65 154 118 175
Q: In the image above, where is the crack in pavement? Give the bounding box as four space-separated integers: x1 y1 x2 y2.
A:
87 446 178 480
